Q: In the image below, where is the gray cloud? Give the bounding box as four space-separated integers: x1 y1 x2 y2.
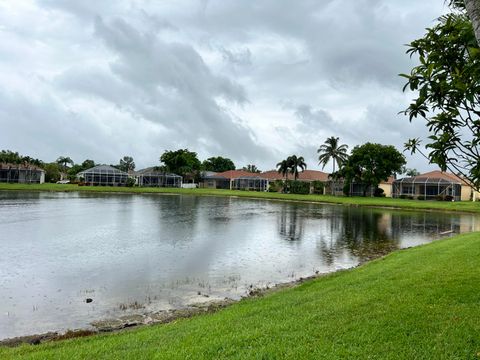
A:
0 0 446 171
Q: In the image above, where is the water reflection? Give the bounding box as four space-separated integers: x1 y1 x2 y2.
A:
1 191 479 340
278 204 305 242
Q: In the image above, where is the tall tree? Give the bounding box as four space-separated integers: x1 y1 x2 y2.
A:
119 156 135 173
339 143 406 196
160 149 201 177
401 2 480 190
276 159 291 181
317 137 349 174
202 156 235 172
288 155 307 180
464 0 480 46
43 163 61 183
0 150 22 164
56 156 74 172
81 159 95 170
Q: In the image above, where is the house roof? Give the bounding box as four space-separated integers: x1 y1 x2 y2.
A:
207 170 260 180
394 170 468 185
0 163 45 172
135 167 181 177
78 165 128 175
260 169 330 182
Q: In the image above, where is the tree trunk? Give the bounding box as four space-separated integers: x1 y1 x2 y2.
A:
465 0 480 47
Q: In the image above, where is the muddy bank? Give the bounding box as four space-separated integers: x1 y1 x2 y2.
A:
0 271 336 348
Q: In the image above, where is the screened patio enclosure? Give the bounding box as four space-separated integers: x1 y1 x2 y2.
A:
392 176 462 201
78 165 129 186
136 168 182 188
0 164 45 184
232 177 269 191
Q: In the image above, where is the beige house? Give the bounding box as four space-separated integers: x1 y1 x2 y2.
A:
392 170 476 201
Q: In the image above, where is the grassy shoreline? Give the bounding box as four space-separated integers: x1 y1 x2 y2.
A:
2 232 480 359
1 182 480 214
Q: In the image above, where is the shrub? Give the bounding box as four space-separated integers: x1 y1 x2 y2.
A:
435 195 444 201
417 196 425 200
373 187 385 197
312 181 325 195
288 180 310 195
444 195 454 201
126 178 136 187
268 180 284 193
399 194 407 199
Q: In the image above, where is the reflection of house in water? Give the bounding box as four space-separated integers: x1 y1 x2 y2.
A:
316 208 400 264
391 211 480 237
278 205 305 242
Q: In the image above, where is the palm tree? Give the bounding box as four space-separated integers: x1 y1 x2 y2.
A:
56 156 74 172
242 164 261 173
317 137 349 174
288 155 307 180
276 159 290 181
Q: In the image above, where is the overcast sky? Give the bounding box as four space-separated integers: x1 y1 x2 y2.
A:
0 0 447 172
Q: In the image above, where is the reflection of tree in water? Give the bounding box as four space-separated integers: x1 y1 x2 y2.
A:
151 195 202 245
278 204 305 242
317 208 400 264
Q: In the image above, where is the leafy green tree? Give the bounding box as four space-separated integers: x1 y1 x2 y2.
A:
67 164 84 179
288 155 307 180
43 163 61 183
0 150 43 166
66 159 96 180
202 156 235 172
56 156 74 172
401 2 480 190
160 149 201 177
81 159 95 170
242 164 261 173
339 143 406 196
0 150 22 164
317 136 349 173
119 156 135 173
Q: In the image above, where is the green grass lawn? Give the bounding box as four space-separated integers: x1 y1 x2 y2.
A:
2 232 480 359
1 182 480 213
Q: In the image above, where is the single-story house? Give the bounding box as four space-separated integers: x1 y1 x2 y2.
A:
260 169 330 194
135 167 182 188
77 165 129 186
343 177 395 197
201 170 268 191
0 163 45 184
392 170 474 201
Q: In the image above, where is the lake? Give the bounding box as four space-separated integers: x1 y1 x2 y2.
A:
1 191 479 340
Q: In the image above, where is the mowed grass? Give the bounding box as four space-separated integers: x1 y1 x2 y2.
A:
1 182 480 213
2 232 480 359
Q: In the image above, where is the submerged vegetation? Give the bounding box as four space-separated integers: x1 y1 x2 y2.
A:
2 232 480 359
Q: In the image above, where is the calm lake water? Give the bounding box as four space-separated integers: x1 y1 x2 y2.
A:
1 191 479 339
